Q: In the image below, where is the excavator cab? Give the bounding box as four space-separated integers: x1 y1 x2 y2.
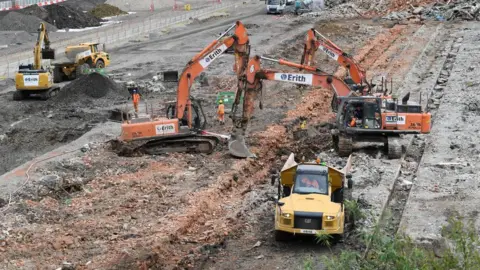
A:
166 99 206 130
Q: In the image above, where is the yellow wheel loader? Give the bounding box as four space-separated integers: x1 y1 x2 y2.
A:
271 153 353 241
53 43 110 83
14 22 59 101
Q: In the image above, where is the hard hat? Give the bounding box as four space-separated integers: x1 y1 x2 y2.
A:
219 99 223 104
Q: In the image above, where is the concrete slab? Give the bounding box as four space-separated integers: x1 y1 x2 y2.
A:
399 22 480 241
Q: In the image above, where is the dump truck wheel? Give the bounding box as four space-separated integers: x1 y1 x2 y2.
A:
333 234 344 243
387 137 402 159
274 230 291 242
53 67 63 83
13 91 26 101
337 136 353 157
76 64 89 78
95 60 105 69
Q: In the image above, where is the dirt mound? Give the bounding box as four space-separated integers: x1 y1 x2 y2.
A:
90 4 127 18
42 4 102 29
0 11 57 32
62 0 107 12
55 73 128 103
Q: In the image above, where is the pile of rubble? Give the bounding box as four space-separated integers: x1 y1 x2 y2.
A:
384 0 480 21
424 0 479 21
301 3 364 20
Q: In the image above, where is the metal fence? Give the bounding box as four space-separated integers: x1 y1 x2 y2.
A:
0 1 240 79
0 0 67 10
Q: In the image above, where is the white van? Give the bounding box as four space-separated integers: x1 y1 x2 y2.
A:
266 0 286 14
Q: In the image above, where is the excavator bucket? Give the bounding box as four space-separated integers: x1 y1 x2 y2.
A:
228 135 256 158
41 48 55 59
109 108 132 122
163 71 178 82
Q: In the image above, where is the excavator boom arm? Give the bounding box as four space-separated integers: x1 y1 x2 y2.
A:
301 29 368 88
175 21 249 123
228 55 352 158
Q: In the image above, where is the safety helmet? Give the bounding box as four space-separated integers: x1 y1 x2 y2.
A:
132 89 138 93
219 99 223 104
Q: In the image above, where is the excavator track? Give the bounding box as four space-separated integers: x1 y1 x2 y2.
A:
139 135 219 155
386 136 402 159
337 136 353 157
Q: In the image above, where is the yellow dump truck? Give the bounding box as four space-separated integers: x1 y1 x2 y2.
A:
53 43 110 82
271 153 353 241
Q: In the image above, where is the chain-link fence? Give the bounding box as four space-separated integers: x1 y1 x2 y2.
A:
0 0 241 80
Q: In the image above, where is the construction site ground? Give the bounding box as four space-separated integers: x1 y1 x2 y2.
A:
1 0 479 269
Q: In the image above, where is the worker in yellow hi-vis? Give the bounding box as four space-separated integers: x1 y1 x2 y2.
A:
217 99 225 125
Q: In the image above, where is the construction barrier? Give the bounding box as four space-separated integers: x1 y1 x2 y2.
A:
0 0 67 10
0 1 12 11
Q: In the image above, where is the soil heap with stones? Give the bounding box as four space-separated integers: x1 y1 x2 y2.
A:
0 3 102 32
90 4 128 18
54 73 129 108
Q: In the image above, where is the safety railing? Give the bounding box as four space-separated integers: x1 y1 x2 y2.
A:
0 1 12 10
0 0 241 79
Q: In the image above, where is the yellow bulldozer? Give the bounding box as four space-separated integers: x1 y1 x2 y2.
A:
14 22 59 100
271 153 353 241
53 43 110 82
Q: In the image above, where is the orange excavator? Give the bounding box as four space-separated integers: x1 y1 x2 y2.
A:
228 55 353 158
301 28 374 95
117 21 250 155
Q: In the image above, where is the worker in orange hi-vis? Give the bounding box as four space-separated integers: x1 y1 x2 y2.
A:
217 99 225 125
128 88 142 115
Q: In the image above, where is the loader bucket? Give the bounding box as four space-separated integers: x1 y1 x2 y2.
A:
228 136 256 158
41 48 55 59
163 70 179 82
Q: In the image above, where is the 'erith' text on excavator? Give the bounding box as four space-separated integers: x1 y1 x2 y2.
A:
228 55 353 158
117 21 250 155
301 28 373 95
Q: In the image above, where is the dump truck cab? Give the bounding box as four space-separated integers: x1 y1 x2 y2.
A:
272 154 352 241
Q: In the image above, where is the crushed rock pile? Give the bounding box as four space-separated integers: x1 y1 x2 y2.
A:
422 0 479 21
89 4 127 18
301 3 363 20
0 4 102 31
41 4 102 29
62 0 107 12
55 73 128 105
0 11 57 32
383 0 479 21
